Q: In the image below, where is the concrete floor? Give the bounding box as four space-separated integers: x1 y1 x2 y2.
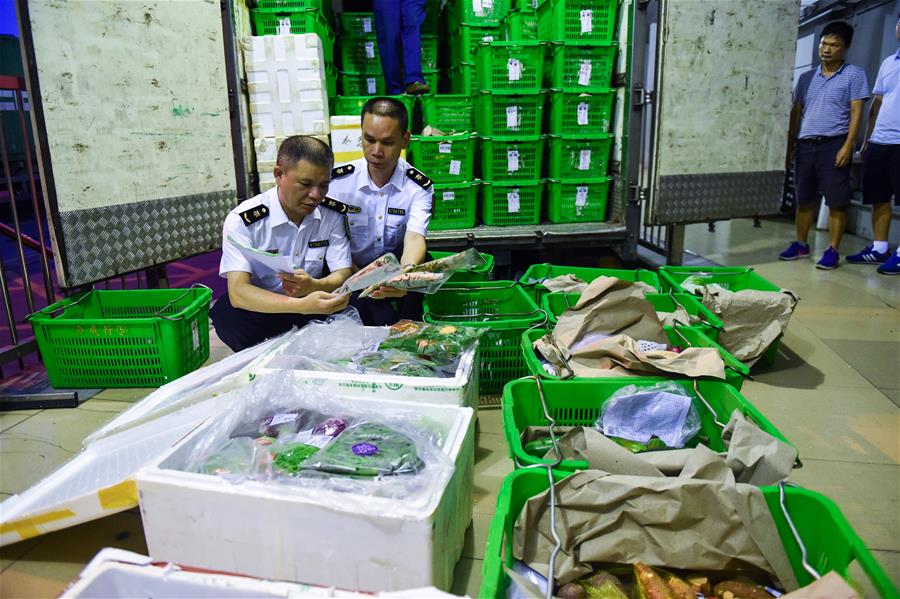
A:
0 217 898 597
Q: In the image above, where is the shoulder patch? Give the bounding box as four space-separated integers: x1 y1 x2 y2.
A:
331 164 355 179
321 196 361 214
406 167 432 189
238 204 269 226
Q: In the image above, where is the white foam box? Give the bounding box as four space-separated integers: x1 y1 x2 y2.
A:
255 134 330 175
243 34 329 137
330 115 405 164
136 392 476 593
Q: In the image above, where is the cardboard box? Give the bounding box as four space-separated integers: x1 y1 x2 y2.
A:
330 115 406 164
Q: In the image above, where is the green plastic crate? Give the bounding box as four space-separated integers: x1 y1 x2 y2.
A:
546 41 617 90
255 0 331 16
250 8 334 60
542 291 725 340
547 134 612 178
429 249 495 281
339 36 381 73
421 35 439 70
423 0 441 35
339 12 376 37
332 95 414 124
341 71 385 95
521 326 750 390
430 181 480 230
475 41 545 92
28 288 212 389
449 62 478 94
502 377 793 470
476 90 546 136
519 263 661 301
448 0 512 27
451 23 504 64
545 177 610 223
423 282 544 395
420 94 476 132
481 180 543 226
548 88 616 135
480 469 898 599
408 134 478 183
325 64 337 103
423 68 440 94
501 8 539 40
537 0 618 42
481 136 546 183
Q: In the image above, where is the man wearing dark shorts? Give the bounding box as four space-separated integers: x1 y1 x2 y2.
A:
780 21 869 269
846 14 900 275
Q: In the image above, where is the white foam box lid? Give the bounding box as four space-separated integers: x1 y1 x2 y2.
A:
243 34 329 137
136 392 476 593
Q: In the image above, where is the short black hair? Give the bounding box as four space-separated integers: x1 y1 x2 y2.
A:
821 20 854 47
276 135 333 171
360 97 409 133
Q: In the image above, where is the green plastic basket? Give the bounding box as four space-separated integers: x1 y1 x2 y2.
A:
423 68 440 94
545 177 610 223
448 0 512 27
480 469 898 599
420 94 477 132
423 0 441 35
548 88 616 135
28 288 212 389
449 62 478 95
518 263 661 301
475 41 546 92
339 12 376 37
408 134 478 184
542 291 725 340
481 136 546 183
423 281 545 395
451 24 504 64
332 95 415 124
501 8 540 40
430 181 480 230
521 326 750 390
339 36 381 73
536 0 618 42
481 180 543 226
429 249 495 281
476 90 547 136
502 377 793 470
325 64 337 102
547 134 612 178
420 35 439 70
546 41 617 90
341 71 385 95
250 8 334 60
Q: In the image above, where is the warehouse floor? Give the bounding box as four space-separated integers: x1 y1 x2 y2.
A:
0 217 898 597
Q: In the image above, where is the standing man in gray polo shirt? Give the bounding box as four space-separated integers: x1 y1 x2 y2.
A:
780 21 869 269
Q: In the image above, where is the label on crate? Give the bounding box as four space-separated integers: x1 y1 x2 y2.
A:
449 160 462 175
576 185 589 207
442 191 456 201
507 149 520 172
483 0 494 10
365 41 375 59
507 59 523 82
507 190 520 213
577 102 590 125
363 17 372 33
580 9 594 34
578 60 593 86
578 149 592 170
472 0 484 16
483 35 495 42
366 78 377 94
438 142 452 153
506 106 519 129
278 17 291 35
191 319 200 351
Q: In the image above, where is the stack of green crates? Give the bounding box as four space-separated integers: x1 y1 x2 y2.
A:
250 2 335 62
408 133 480 230
339 13 380 95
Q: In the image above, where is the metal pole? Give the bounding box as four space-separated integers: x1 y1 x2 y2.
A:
0 112 35 315
0 251 24 369
666 223 685 265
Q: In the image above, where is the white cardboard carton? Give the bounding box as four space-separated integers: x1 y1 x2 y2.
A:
136 380 475 593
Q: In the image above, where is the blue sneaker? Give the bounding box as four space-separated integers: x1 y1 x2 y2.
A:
846 244 890 264
778 241 810 261
815 247 840 270
877 252 900 275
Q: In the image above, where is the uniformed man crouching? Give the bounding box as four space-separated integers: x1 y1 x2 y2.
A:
328 97 434 326
211 136 352 351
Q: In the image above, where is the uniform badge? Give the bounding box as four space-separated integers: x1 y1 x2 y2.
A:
406 167 433 189
331 164 356 179
387 207 407 216
239 204 269 226
308 239 330 248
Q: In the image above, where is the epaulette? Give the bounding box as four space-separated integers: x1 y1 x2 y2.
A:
406 166 433 189
331 164 355 179
239 204 269 226
321 196 361 214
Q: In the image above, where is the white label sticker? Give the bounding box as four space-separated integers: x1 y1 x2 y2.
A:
506 105 518 129
507 149 520 172
532 0 538 7
191 319 200 351
366 77 377 94
270 412 299 427
580 9 593 34
483 35 494 42
507 190 520 213
578 149 592 170
507 58 523 82
278 17 291 35
449 159 462 175
438 142 452 153
362 17 372 33
442 191 456 201
576 185 589 207
472 0 483 15
483 0 494 9
365 41 375 59
578 60 593 86
577 102 590 125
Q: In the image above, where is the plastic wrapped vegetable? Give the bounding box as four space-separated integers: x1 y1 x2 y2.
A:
353 349 451 377
334 253 404 295
633 562 675 599
360 249 487 296
300 422 426 477
596 382 701 450
378 320 484 362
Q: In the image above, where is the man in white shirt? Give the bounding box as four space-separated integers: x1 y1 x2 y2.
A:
211 136 351 351
328 97 434 325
